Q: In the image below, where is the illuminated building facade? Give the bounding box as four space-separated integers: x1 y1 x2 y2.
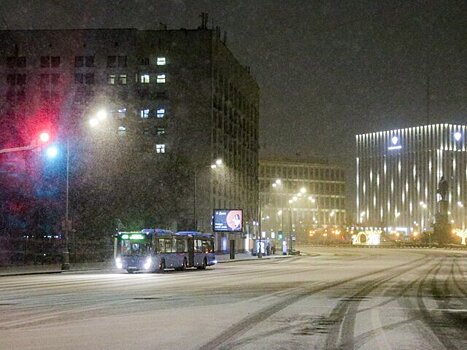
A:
259 158 346 240
356 124 467 233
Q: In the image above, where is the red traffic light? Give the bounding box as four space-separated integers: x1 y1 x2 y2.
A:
38 131 51 143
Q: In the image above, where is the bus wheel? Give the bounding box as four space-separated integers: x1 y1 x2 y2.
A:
158 260 165 273
127 270 134 274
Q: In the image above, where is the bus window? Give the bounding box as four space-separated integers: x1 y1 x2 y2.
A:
158 238 174 253
176 238 187 253
120 240 150 256
194 239 202 253
201 240 213 253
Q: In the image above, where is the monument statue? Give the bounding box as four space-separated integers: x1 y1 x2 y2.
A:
437 176 448 201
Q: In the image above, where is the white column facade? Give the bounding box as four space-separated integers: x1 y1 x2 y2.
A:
356 124 467 233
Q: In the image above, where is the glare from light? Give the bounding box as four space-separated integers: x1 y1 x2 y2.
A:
275 179 282 185
39 132 50 143
89 118 99 128
211 164 217 169
391 136 398 145
115 257 123 269
215 158 223 166
454 131 462 141
300 187 306 194
46 145 58 158
96 109 108 120
144 257 152 270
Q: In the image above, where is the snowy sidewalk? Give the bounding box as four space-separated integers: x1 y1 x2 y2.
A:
0 253 292 276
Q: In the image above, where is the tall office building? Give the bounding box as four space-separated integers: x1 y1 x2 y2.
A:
0 25 259 252
356 124 467 233
259 158 346 241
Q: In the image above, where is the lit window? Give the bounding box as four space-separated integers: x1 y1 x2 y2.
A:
118 74 127 85
157 57 166 65
156 144 166 153
118 126 127 135
156 74 166 83
107 74 116 85
140 109 150 119
156 108 165 118
117 108 126 119
140 74 150 83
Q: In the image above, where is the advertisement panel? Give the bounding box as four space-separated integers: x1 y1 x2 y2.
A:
213 209 243 232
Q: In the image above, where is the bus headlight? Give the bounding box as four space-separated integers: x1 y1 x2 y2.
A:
115 257 123 269
144 257 152 270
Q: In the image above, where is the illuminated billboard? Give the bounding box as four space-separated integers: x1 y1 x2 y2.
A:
213 209 243 232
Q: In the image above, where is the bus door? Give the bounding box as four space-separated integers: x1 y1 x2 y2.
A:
187 237 195 267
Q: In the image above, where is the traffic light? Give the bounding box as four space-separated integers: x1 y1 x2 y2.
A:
45 145 59 158
38 131 51 144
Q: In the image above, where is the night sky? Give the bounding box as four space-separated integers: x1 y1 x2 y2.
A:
2 0 467 203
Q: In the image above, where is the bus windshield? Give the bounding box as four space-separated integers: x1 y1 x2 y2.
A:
120 239 151 256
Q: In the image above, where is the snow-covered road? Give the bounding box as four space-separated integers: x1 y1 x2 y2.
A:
1 247 466 350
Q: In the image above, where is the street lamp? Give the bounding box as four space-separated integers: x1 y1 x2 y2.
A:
193 159 222 230
330 210 336 226
272 179 284 231
56 108 111 270
308 196 318 227
457 201 464 229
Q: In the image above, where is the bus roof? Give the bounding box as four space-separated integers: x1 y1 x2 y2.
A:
176 231 214 238
117 229 173 236
116 229 212 238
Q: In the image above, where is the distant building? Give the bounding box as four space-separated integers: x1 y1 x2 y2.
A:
356 124 467 234
259 158 346 241
0 26 259 252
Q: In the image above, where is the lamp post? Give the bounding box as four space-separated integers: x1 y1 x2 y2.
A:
193 158 223 230
419 201 430 244
272 178 284 232
308 196 318 228
457 201 464 229
61 138 71 270
288 198 295 254
57 108 110 269
258 195 262 258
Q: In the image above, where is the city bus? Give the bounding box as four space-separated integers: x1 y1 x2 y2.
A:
114 229 216 273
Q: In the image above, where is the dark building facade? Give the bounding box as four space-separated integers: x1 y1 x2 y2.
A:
0 27 259 253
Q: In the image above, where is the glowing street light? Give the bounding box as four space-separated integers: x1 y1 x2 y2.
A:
46 145 58 158
89 109 109 128
96 109 108 121
194 159 223 230
39 131 51 143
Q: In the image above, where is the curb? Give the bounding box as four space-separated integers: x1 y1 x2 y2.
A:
0 255 295 277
